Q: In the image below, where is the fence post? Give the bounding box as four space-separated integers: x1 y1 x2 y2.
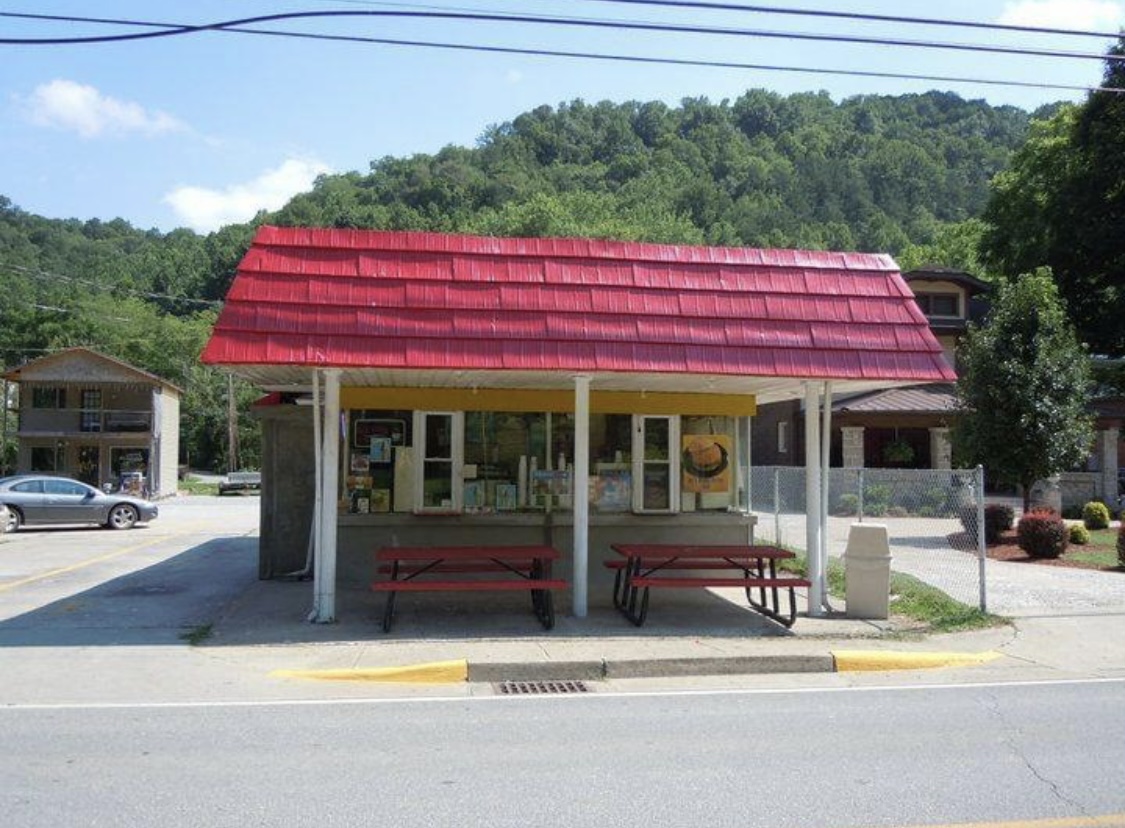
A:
857 468 865 522
977 465 987 613
774 467 781 545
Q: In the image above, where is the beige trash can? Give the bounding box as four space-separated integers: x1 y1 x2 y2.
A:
844 523 892 620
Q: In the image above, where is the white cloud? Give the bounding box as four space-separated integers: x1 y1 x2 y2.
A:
506 70 524 85
163 158 332 233
998 0 1123 30
24 79 185 138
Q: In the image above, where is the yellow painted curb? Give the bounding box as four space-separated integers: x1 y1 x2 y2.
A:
832 650 1003 672
271 659 468 684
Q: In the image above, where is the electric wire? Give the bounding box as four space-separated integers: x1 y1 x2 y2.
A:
0 11 1121 94
0 262 223 309
1 10 1122 64
575 0 1125 40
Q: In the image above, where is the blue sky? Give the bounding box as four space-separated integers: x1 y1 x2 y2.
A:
2 0 1122 233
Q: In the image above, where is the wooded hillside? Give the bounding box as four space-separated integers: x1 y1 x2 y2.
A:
0 89 1046 470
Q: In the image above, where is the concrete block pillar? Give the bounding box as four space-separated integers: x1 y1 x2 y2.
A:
841 426 865 468
1099 427 1119 503
929 427 952 470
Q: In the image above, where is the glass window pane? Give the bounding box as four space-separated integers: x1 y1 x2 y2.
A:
643 418 669 461
642 465 671 510
425 415 452 460
422 461 453 508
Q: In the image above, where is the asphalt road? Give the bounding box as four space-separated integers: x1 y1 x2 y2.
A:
2 679 1124 828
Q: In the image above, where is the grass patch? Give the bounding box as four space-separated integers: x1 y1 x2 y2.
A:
782 555 1005 634
180 623 214 646
179 477 219 496
1062 528 1122 570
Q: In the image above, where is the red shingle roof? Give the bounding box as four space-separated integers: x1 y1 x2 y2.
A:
201 226 955 385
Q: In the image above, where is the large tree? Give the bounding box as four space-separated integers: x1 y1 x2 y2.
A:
953 269 1094 509
981 38 1125 356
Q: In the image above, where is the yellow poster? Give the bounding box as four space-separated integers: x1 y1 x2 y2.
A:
682 434 732 493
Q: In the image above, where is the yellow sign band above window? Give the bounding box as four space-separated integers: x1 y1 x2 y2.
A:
341 387 756 416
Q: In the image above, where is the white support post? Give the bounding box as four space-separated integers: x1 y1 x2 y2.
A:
307 370 323 621
313 368 342 623
572 375 592 618
805 382 824 617
820 381 833 609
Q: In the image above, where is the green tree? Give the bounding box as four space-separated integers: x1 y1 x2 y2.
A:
981 38 1125 355
953 269 1094 509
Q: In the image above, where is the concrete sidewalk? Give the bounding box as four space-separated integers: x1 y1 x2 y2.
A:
202 576 1125 686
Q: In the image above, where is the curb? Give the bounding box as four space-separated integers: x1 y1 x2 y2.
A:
832 650 1004 672
271 651 1004 684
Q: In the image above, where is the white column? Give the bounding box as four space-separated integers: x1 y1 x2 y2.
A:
805 383 824 617
312 368 341 623
820 381 833 608
572 375 592 618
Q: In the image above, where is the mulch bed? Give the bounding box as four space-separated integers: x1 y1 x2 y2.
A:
986 528 1123 572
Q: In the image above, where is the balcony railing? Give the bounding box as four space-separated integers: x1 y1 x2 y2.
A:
17 408 153 435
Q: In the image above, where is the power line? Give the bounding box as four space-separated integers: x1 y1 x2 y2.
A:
0 262 222 309
1 11 1122 95
577 0 1125 40
1 9 1122 64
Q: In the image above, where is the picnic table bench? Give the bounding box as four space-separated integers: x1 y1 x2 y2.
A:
372 545 566 632
608 544 810 628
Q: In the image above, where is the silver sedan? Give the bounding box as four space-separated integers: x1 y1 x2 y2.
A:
0 475 159 532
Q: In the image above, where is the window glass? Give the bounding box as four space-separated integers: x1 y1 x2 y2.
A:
31 387 65 409
30 446 58 472
13 480 43 493
464 412 547 512
44 479 87 496
634 415 679 512
682 415 735 511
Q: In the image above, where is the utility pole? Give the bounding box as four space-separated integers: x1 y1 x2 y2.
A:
227 372 238 474
1 378 9 475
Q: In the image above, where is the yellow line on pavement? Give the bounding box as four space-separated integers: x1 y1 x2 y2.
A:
833 650 1003 672
271 660 469 684
893 814 1125 828
0 534 176 593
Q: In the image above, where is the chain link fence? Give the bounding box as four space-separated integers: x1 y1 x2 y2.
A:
747 466 986 611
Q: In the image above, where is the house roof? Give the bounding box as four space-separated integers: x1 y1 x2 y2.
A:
3 347 183 395
834 383 958 414
201 227 956 403
903 266 993 295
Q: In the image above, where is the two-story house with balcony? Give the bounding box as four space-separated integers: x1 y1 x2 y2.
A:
3 348 181 497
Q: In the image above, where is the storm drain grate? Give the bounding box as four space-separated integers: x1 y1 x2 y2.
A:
495 680 590 695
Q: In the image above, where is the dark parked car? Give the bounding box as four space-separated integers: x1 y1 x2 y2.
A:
0 474 158 532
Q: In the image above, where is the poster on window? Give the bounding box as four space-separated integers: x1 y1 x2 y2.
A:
681 434 732 493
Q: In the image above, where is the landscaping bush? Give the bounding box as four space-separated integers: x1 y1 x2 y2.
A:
1082 501 1111 530
958 503 1013 544
1069 524 1090 545
834 493 859 516
1017 509 1069 559
1118 524 1125 568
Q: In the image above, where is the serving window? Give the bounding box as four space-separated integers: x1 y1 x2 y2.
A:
343 407 740 516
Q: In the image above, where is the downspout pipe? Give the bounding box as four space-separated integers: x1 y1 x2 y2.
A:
281 372 319 582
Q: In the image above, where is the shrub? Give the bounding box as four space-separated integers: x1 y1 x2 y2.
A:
1017 509 1069 559
1118 524 1125 568
1082 501 1111 530
958 503 1013 544
1069 524 1090 545
834 493 859 516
